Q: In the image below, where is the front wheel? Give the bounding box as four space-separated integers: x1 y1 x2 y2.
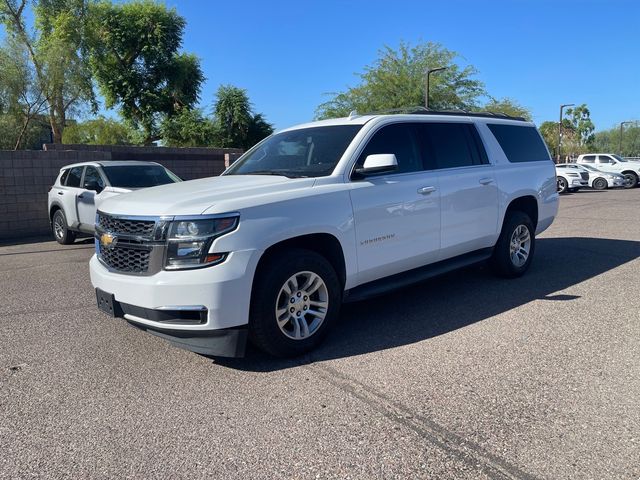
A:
623 172 638 189
490 211 535 278
249 249 342 357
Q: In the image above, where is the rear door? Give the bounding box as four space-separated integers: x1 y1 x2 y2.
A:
417 122 498 260
349 122 441 284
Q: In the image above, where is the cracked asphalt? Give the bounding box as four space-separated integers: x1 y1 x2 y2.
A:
1 189 639 479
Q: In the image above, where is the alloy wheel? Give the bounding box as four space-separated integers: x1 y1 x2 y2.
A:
275 271 329 340
509 225 531 267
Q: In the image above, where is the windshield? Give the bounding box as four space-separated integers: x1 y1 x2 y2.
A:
612 154 627 162
102 165 181 188
224 125 363 178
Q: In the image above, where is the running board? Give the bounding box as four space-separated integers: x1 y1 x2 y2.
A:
343 248 493 303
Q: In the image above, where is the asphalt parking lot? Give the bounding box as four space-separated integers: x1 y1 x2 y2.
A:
1 189 639 479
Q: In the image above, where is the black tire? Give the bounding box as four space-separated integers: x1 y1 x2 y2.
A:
622 172 638 189
490 211 535 278
557 177 568 194
592 177 608 190
568 188 579 193
51 209 76 245
249 248 342 357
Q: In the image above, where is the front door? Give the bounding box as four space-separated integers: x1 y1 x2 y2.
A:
349 123 441 285
76 166 105 231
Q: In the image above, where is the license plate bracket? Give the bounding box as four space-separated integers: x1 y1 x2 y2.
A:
96 288 121 317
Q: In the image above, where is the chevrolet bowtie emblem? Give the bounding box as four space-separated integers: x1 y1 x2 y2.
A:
100 233 117 249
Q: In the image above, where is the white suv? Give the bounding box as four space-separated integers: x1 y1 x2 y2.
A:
90 112 558 358
575 154 640 188
48 161 181 244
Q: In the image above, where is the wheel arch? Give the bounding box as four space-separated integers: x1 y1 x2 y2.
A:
503 195 539 230
49 202 63 222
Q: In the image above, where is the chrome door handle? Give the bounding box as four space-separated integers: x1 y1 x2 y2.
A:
417 186 437 195
479 177 494 185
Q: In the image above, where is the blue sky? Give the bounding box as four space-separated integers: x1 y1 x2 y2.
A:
168 0 639 131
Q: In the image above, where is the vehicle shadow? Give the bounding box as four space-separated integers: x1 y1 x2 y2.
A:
214 237 640 372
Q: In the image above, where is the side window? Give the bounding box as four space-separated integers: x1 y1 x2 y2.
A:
83 166 105 190
487 124 551 163
357 123 422 174
59 169 70 185
581 155 596 163
66 166 84 188
598 155 613 164
418 123 479 170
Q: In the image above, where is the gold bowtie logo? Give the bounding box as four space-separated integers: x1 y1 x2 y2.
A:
100 233 117 248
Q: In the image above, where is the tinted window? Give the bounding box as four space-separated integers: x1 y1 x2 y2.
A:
66 166 84 187
102 164 180 188
598 155 613 163
487 124 551 163
357 123 422 174
83 166 105 190
226 125 362 178
59 169 69 185
581 155 596 163
418 123 480 169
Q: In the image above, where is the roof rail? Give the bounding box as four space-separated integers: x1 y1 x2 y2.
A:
356 105 527 122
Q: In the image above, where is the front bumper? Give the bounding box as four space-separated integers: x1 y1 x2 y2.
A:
90 249 261 357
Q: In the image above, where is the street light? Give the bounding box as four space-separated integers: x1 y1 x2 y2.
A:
557 103 574 162
619 121 634 155
425 67 447 109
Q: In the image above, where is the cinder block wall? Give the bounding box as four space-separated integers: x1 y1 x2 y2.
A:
0 146 243 241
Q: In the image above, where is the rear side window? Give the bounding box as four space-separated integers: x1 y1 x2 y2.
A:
581 155 596 163
487 124 551 163
357 123 422 174
66 166 84 187
59 169 70 185
417 123 486 170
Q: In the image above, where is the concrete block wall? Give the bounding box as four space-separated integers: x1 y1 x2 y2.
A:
0 146 243 241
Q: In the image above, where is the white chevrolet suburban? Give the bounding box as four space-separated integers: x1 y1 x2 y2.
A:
90 111 558 358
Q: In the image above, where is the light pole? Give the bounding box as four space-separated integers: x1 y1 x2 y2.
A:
425 67 447 109
619 121 634 155
557 103 574 162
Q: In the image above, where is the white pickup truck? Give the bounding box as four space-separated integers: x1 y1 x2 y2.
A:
90 111 558 357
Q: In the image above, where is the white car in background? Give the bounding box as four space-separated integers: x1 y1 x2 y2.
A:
48 161 181 244
555 164 588 193
575 154 640 188
556 163 626 190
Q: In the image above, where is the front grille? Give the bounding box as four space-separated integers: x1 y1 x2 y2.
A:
100 244 151 273
580 172 589 181
97 214 155 236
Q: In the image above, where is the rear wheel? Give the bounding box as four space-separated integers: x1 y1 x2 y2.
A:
52 209 76 245
490 211 535 278
622 172 638 189
249 249 342 357
557 177 568 194
592 177 608 190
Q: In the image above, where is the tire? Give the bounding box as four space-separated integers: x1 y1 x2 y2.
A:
490 211 535 278
592 177 608 190
622 172 638 189
51 209 76 245
557 177 568 194
568 188 579 193
249 248 342 357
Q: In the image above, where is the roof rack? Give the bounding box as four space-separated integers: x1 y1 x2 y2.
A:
354 106 527 122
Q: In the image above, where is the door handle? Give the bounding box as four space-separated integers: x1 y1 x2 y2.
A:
78 194 85 199
417 186 437 195
57 191 64 196
479 177 494 185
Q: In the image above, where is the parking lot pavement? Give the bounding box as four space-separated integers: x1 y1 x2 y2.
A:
1 190 639 480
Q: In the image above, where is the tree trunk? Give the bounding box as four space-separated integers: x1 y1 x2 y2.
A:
14 117 30 150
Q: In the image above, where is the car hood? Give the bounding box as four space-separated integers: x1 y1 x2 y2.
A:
99 175 316 216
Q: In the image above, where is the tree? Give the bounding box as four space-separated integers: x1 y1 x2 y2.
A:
565 104 595 150
482 97 531 120
593 123 640 156
62 116 138 145
87 0 204 144
212 85 273 149
0 38 48 149
538 104 596 159
0 0 96 143
159 108 218 147
315 41 486 119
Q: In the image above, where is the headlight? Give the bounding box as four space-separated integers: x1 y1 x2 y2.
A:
165 216 239 270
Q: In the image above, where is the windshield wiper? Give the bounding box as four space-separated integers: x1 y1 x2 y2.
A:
243 171 309 179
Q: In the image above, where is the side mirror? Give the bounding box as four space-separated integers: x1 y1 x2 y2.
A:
85 181 103 193
354 154 398 177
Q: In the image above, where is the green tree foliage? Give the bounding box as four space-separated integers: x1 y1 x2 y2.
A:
538 104 596 159
62 116 138 145
565 104 595 150
212 85 273 149
0 0 96 143
87 0 204 143
315 41 486 119
593 123 640 156
482 97 531 120
159 108 218 147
